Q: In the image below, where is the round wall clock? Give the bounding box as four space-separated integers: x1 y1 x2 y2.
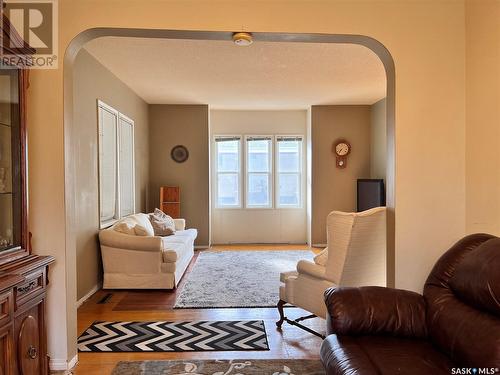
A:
333 139 351 169
171 145 189 163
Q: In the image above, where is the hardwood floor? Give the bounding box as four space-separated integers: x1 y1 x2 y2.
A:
71 246 324 374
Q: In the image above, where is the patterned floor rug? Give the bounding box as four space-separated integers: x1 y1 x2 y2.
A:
78 320 269 352
111 359 325 375
174 250 313 308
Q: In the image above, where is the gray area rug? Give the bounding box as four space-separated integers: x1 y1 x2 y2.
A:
174 250 313 308
112 359 325 375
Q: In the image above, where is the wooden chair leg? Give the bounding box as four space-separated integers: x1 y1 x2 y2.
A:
276 299 286 328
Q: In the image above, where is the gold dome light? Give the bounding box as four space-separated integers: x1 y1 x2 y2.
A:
232 32 253 46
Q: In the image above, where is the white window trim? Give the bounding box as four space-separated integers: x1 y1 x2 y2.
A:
276 135 304 209
213 135 243 209
245 135 274 209
212 133 305 210
97 100 136 229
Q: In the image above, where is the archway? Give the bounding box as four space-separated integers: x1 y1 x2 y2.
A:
63 28 395 356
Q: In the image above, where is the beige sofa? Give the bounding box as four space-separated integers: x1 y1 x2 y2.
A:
99 213 197 289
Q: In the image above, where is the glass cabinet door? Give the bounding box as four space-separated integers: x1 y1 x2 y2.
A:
0 68 21 252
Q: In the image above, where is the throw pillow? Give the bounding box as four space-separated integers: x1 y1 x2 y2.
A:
152 208 169 221
149 208 176 236
131 213 155 236
113 219 136 235
314 247 328 266
133 224 151 236
150 216 175 236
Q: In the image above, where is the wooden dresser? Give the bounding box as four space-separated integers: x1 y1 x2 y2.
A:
0 14 55 375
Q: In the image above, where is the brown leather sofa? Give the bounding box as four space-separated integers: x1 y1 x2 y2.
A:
320 233 500 374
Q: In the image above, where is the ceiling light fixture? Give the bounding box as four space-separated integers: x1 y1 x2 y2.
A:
232 32 253 46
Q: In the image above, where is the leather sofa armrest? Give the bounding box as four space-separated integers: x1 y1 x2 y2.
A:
324 286 428 338
174 218 186 231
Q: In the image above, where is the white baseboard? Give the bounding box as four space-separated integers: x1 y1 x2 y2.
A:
76 283 101 308
194 245 210 250
50 354 78 371
312 243 327 248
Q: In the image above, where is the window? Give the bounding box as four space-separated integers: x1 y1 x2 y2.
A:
213 134 304 209
98 101 135 228
246 136 272 208
215 136 241 207
277 136 303 207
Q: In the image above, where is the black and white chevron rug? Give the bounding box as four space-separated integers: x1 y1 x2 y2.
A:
78 320 269 352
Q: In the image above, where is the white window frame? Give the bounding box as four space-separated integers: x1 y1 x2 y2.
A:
245 135 273 209
214 135 242 209
97 100 135 228
276 135 304 209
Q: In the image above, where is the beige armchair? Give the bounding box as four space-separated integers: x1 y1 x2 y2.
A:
277 207 387 337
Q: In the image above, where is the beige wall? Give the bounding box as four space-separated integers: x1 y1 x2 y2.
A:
210 110 307 244
26 0 470 366
311 105 371 245
148 105 209 246
465 0 500 234
370 98 387 180
72 49 149 301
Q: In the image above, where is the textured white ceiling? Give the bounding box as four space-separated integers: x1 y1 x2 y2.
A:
84 37 386 109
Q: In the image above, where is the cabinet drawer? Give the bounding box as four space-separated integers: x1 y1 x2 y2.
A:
14 271 45 310
0 291 13 328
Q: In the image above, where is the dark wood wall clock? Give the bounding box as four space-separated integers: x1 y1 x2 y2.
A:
171 145 189 163
333 139 351 168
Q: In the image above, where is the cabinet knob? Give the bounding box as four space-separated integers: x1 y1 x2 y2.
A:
27 345 37 359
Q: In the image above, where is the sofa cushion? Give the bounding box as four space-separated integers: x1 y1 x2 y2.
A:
320 335 453 375
164 229 198 245
160 229 197 263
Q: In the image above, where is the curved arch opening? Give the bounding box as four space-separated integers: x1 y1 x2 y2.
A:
63 27 396 354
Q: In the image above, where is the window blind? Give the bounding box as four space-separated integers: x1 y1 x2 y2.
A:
98 101 136 227
246 136 272 141
98 106 118 222
277 136 303 142
119 116 134 217
215 136 241 142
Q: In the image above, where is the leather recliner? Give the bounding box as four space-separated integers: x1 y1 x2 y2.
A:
320 233 500 374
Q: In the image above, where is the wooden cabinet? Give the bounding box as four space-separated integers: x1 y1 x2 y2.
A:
160 186 180 218
0 14 54 375
0 323 13 375
0 257 53 375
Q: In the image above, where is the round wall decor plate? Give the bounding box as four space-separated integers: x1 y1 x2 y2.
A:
171 145 189 163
